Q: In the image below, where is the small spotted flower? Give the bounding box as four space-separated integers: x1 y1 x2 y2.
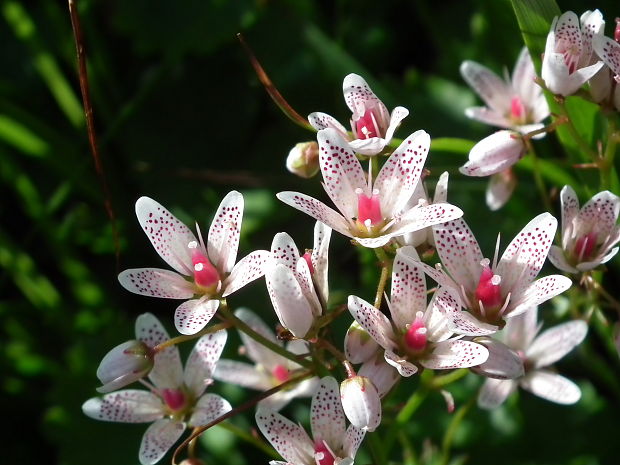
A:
278 128 463 248
412 213 572 330
213 308 318 411
542 10 604 96
95 313 176 393
118 192 269 335
265 222 331 338
461 47 549 134
590 16 620 110
478 307 587 408
548 186 620 273
83 329 230 465
308 73 409 156
256 376 366 465
348 247 489 378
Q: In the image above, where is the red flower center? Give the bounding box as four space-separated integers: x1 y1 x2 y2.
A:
314 441 336 465
272 364 290 383
573 231 597 261
356 189 383 226
474 263 503 310
189 242 220 289
162 388 187 412
355 109 379 139
302 251 315 274
510 96 525 121
404 311 427 352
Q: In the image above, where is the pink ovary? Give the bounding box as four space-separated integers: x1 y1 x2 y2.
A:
404 313 427 352
314 441 336 465
190 246 220 288
357 191 383 226
272 364 290 383
355 109 379 139
162 388 186 411
510 96 525 120
302 251 315 274
474 265 503 309
573 231 597 260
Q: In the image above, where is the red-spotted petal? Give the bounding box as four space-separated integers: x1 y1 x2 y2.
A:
478 378 517 409
311 221 332 306
189 393 232 427
82 390 164 423
374 130 430 216
421 340 488 370
135 197 196 275
208 191 243 274
184 329 227 397
527 320 587 368
594 34 620 76
509 275 573 318
270 232 301 270
118 268 194 299
311 377 346 450
234 308 284 371
308 112 349 135
277 191 352 238
139 418 185 465
255 409 314 464
343 73 386 120
390 246 427 329
347 296 396 350
174 298 220 335
222 250 270 297
520 370 581 404
460 60 511 113
384 350 418 377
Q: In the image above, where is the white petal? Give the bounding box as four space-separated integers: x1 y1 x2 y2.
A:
311 221 332 306
395 202 464 237
433 171 450 203
343 425 366 459
432 289 497 337
421 340 488 370
139 418 185 465
512 47 540 108
311 377 346 450
258 377 318 411
270 232 300 270
460 60 511 113
375 130 430 215
184 329 227 397
460 131 525 177
340 376 382 432
520 370 581 404
276 191 352 238
547 245 578 273
82 390 164 423
308 112 349 135
118 268 194 299
504 306 539 351
527 320 587 368
384 349 418 377
383 106 410 144
390 246 426 329
135 196 196 275
266 263 314 338
208 191 243 274
344 321 380 364
432 218 484 293
578 190 620 241
317 128 367 219
358 353 400 398
189 393 232 427
174 298 220 335
343 73 384 119
478 378 517 409
213 359 272 390
464 106 511 128
255 409 314 464
234 307 284 370
136 313 183 390
348 137 389 156
509 275 573 318
470 338 524 379
222 250 270 297
580 9 604 65
486 170 517 211
347 295 397 350
496 212 558 296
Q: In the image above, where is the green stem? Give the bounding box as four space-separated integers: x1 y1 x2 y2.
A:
153 321 232 352
373 247 392 308
217 421 280 459
367 432 387 465
431 369 469 389
440 396 475 465
218 301 314 370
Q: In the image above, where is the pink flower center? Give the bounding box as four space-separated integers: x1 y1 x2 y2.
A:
615 17 620 43
404 311 427 352
188 241 220 289
355 109 379 139
302 251 315 274
573 231 597 261
162 388 187 412
356 189 383 226
510 96 525 121
272 364 290 383
314 441 336 465
475 263 503 310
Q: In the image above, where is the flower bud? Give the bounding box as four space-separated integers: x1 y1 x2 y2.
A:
470 337 524 380
344 321 379 364
340 375 381 432
286 141 319 178
460 131 526 177
96 339 154 393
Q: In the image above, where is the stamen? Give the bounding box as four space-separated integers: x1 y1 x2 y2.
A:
302 251 315 274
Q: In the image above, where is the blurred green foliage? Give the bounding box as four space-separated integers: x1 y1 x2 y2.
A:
1 0 620 464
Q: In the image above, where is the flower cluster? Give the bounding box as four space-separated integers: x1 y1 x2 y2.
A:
80 7 620 465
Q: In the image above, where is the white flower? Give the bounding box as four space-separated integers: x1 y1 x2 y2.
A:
459 130 526 178
548 186 620 273
265 222 331 338
118 192 269 335
592 22 620 110
213 308 318 410
309 73 409 156
411 213 572 329
340 376 382 432
542 10 605 96
478 307 587 408
348 247 489 378
256 376 365 465
278 128 463 248
461 47 549 133
83 329 230 465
